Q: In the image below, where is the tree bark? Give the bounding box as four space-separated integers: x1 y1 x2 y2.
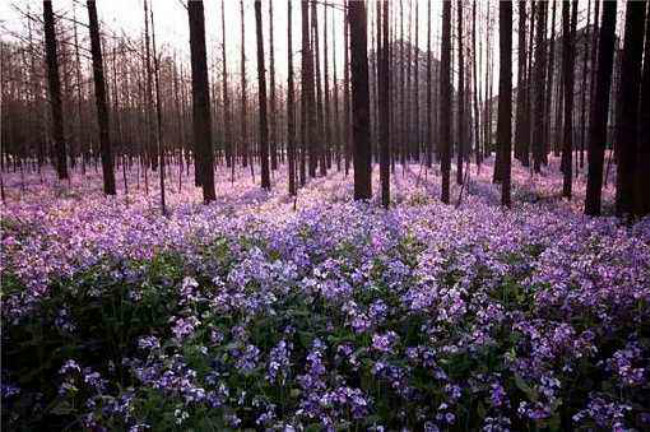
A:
43 0 68 180
87 0 116 195
561 0 577 199
379 0 390 208
255 0 271 190
349 0 371 200
188 0 216 203
636 1 650 217
287 0 297 196
499 1 513 207
440 0 452 204
615 0 646 217
585 0 617 216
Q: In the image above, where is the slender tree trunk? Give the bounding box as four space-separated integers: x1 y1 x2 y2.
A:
543 0 557 165
287 0 297 196
255 0 271 190
585 0 617 216
188 0 216 203
580 0 592 171
43 0 68 180
426 0 433 168
300 0 315 185
615 0 646 217
440 0 452 204
562 0 577 199
312 0 325 177
349 0 371 200
532 1 547 173
472 0 481 167
379 0 390 208
222 0 233 170
269 0 278 171
87 0 116 195
240 0 249 168
499 1 513 207
150 3 166 214
343 0 351 176
457 1 465 185
636 1 650 217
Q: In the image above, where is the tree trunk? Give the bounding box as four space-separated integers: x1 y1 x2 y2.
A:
585 0 617 216
379 0 390 208
426 0 433 168
532 1 547 173
222 0 233 170
300 0 315 186
499 1 513 207
255 0 271 190
240 0 249 168
269 0 278 171
150 3 167 214
43 0 68 180
561 0 577 199
457 1 465 185
188 0 216 203
349 0 371 200
440 0 452 204
636 2 650 217
614 0 646 217
87 0 116 195
287 0 297 196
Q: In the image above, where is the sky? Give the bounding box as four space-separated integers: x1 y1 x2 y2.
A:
0 0 624 96
1 0 448 84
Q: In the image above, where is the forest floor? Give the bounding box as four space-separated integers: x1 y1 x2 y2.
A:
1 155 649 431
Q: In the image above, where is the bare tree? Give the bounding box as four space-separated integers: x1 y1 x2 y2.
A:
585 0 617 216
255 0 271 190
349 0 371 200
287 0 297 196
43 0 68 180
615 0 646 217
561 0 577 199
188 0 216 202
87 0 116 195
440 0 452 204
499 0 513 207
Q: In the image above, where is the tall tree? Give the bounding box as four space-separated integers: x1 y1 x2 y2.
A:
255 0 271 190
240 0 249 168
532 1 547 173
514 1 528 164
222 0 233 170
426 0 433 168
636 2 650 217
561 0 577 198
188 0 216 202
457 1 465 185
585 0 617 216
440 0 452 204
349 0 371 200
300 0 315 185
87 0 116 195
615 0 646 217
43 0 68 180
150 2 166 214
499 0 513 207
287 0 297 196
268 0 278 171
379 0 390 208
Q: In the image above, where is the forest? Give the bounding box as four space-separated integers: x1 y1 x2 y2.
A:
1 0 649 430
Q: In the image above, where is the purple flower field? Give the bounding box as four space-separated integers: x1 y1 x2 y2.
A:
2 159 649 431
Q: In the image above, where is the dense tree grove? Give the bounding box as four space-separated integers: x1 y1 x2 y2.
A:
2 0 647 215
2 1 650 431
